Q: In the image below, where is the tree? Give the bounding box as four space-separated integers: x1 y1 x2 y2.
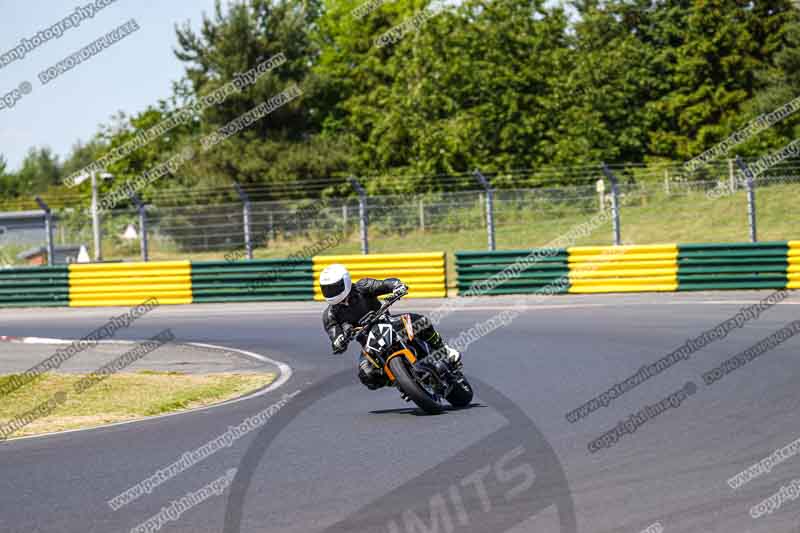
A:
315 0 575 187
168 0 330 198
741 4 800 153
645 0 795 167
0 154 14 200
174 0 315 137
15 147 61 193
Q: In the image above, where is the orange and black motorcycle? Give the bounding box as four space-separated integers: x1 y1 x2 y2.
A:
345 292 473 414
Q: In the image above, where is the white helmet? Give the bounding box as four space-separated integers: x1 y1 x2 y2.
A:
320 263 352 304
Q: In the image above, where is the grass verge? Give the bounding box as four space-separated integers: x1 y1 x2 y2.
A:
0 371 276 438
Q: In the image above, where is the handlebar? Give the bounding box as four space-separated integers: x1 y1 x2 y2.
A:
347 292 405 341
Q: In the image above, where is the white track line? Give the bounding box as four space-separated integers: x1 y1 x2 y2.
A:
2 338 293 444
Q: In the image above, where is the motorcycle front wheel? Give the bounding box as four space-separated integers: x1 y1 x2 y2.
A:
446 377 474 408
388 356 443 414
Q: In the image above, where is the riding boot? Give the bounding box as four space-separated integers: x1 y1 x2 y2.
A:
420 330 461 365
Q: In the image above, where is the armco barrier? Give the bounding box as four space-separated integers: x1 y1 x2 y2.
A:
313 252 446 299
455 242 796 294
0 266 70 307
69 261 192 307
2 241 798 308
191 259 313 302
677 241 789 290
568 244 678 293
455 249 569 295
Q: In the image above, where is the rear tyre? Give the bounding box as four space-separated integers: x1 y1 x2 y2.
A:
446 378 474 408
388 357 443 414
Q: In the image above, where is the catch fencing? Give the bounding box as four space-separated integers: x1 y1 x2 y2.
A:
1 159 799 266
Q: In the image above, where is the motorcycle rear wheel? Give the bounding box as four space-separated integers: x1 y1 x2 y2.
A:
388 357 443 414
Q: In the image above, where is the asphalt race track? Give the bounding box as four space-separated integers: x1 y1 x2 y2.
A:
0 292 799 533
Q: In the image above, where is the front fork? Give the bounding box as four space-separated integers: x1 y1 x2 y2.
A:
361 342 459 396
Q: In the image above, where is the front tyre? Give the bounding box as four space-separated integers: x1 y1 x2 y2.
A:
446 377 474 408
388 357 443 414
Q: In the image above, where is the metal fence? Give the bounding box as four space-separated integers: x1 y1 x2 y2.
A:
2 158 799 266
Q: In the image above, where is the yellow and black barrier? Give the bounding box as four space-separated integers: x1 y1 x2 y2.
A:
790 241 800 290
68 261 193 307
312 252 447 300
456 241 796 295
568 244 679 293
3 241 798 308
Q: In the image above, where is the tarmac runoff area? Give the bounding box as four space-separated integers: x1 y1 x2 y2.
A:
0 337 277 376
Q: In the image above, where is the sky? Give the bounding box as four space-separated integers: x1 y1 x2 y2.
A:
0 0 218 172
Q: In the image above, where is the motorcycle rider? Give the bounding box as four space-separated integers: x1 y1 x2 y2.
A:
320 263 461 390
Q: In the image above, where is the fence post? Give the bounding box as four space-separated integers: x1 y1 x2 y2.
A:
90 171 103 261
268 211 275 243
34 196 55 266
473 169 496 251
728 158 736 193
735 156 758 243
419 198 425 232
233 183 253 260
663 169 671 195
130 193 149 262
601 163 622 245
342 204 348 235
350 177 369 254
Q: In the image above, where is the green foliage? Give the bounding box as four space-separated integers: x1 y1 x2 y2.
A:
2 0 799 205
0 154 14 198
646 0 798 163
14 147 61 194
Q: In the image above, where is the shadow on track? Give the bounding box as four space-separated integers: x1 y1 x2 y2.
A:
369 402 488 416
223 371 577 533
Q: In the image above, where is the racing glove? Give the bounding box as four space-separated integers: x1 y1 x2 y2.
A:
392 283 409 297
332 334 349 354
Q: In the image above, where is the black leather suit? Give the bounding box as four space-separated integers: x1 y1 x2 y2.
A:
322 277 443 389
